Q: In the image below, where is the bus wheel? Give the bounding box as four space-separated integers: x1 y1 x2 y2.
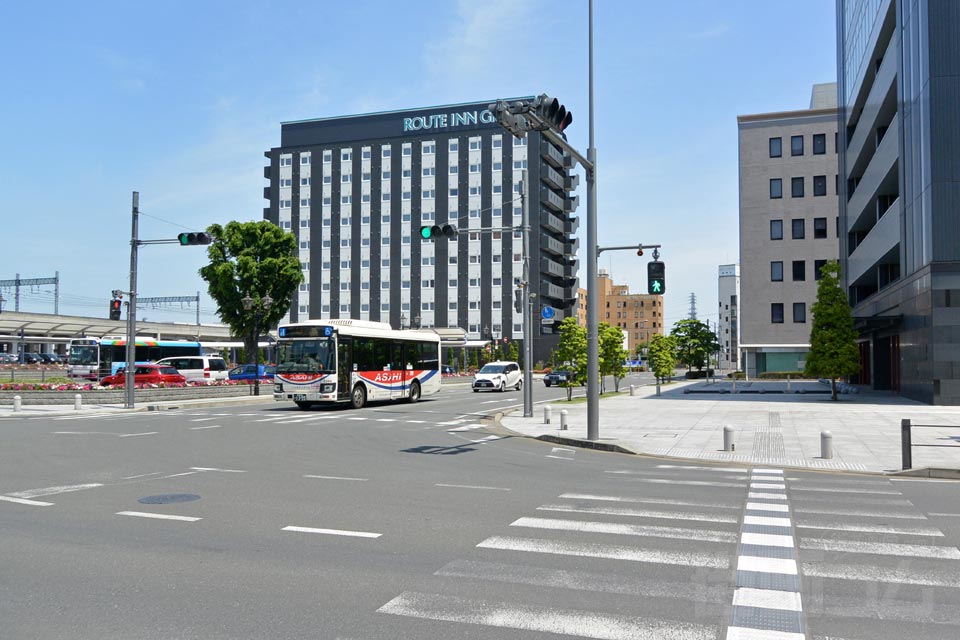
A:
295 401 314 410
408 381 421 403
351 384 367 409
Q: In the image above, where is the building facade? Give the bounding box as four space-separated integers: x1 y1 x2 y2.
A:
596 269 664 358
738 84 840 377
263 100 579 364
717 264 740 372
838 0 960 403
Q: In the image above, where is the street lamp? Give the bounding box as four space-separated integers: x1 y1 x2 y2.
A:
241 292 273 396
400 313 407 329
413 315 421 329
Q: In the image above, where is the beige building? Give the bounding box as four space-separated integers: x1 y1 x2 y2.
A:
575 270 664 358
737 83 839 376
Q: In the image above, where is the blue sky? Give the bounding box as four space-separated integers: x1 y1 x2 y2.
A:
0 0 837 330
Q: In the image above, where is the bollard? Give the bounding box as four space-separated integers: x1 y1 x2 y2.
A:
543 405 552 425
560 409 568 430
732 378 737 394
74 394 82 410
13 395 22 412
821 430 833 459
723 425 734 452
901 419 912 470
786 374 791 393
630 385 635 396
656 381 661 397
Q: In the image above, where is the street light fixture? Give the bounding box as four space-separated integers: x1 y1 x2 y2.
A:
241 292 273 397
400 313 407 329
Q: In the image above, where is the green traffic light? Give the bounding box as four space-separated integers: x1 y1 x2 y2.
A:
651 280 662 293
419 226 433 240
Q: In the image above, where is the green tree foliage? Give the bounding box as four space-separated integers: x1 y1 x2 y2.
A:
199 221 303 357
506 340 520 365
804 260 860 400
555 317 587 400
599 322 629 392
670 318 721 372
648 333 678 383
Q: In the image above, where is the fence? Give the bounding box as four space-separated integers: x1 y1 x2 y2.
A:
0 366 67 383
900 418 960 470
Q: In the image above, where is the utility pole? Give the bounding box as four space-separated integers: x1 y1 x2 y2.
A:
125 192 139 409
521 169 533 417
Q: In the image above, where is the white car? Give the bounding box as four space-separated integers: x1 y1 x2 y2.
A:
472 361 522 392
155 355 230 383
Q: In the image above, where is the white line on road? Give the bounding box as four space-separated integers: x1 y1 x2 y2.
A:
748 492 788 500
117 511 201 522
789 486 901 495
741 532 795 548
161 472 198 479
930 512 960 517
0 495 54 506
189 417 220 422
511 517 737 543
53 431 115 435
801 562 960 587
749 482 786 490
559 493 741 510
546 455 575 461
746 502 790 513
9 483 103 499
118 432 158 438
304 475 369 481
282 526 381 538
189 425 222 430
726 627 804 640
731 587 802 612
122 472 164 479
799 538 960 559
435 483 511 491
654 465 748 473
796 521 943 536
612 476 747 488
736 555 798 575
538 504 739 524
751 469 784 475
743 515 792 528
794 506 925 520
191 467 246 473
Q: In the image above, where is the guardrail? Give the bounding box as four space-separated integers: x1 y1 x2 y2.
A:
901 418 960 469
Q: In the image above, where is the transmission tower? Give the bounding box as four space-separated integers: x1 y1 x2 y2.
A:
688 293 698 320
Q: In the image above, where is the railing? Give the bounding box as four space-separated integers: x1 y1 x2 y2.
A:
0 366 67 383
901 418 960 470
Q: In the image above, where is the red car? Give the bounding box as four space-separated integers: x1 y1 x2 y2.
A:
100 364 186 387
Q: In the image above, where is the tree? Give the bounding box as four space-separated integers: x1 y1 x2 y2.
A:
648 333 678 383
199 220 303 358
599 322 629 392
671 318 721 372
804 260 859 400
554 317 587 400
506 340 519 365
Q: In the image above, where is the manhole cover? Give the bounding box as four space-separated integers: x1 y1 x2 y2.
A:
138 493 201 505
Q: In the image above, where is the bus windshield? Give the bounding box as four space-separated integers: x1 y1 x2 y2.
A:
276 338 336 374
69 346 98 366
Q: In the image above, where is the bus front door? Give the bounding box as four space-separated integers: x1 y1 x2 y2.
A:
337 338 352 402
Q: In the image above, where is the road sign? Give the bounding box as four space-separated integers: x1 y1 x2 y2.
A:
541 306 555 320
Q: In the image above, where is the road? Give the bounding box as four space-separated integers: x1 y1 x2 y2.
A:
1 381 958 639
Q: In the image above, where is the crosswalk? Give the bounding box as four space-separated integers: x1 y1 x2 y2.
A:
376 464 960 639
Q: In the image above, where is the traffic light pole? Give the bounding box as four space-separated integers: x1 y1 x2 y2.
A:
521 170 533 417
125 192 139 409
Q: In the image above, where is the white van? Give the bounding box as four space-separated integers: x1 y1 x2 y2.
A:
156 355 229 383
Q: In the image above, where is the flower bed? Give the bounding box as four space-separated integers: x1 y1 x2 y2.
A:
0 381 267 406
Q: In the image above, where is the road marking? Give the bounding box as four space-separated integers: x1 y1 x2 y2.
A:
435 483 510 491
190 417 220 422
789 486 901 495
802 562 960 587
607 475 747 488
749 482 786 490
122 472 164 479
796 521 943 536
511 516 737 543
748 492 788 500
726 627 804 640
9 483 103 499
654 464 748 473
751 469 784 475
304 475 368 482
732 587 802 611
191 467 246 473
538 504 739 524
161 472 198 479
53 431 115 435
799 538 960 559
559 493 741 510
930 512 960 517
447 424 485 432
746 502 790 513
405 420 427 424
470 435 507 444
377 591 717 640
741 532 794 548
189 425 222 430
347 417 368 421
794 506 925 519
478 535 730 569
117 511 201 522
118 432 158 438
743 515 792 527
375 418 397 422
736 555 798 575
282 526 381 538
0 495 54 506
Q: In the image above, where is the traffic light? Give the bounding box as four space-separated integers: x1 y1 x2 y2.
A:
109 299 122 320
419 224 458 240
178 232 212 246
647 261 666 295
533 94 573 134
488 100 528 139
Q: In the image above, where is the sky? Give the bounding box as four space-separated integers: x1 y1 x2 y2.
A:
0 0 838 331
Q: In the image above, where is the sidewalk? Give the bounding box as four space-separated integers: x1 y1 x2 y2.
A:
500 380 960 477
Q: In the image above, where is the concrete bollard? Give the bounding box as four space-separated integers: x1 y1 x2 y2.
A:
656 381 661 397
723 425 734 452
630 385 635 396
544 406 552 425
821 430 833 459
786 375 791 393
560 409 568 431
732 378 737 393
74 394 82 410
13 395 21 412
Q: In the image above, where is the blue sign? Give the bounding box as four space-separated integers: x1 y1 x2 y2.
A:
541 306 555 320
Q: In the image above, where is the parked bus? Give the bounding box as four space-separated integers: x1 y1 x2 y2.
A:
66 338 204 381
274 319 441 409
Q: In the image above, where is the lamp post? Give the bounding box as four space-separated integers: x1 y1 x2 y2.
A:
241 292 273 396
400 313 407 330
413 315 421 329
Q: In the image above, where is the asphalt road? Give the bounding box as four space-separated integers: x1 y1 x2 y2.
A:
1 383 958 639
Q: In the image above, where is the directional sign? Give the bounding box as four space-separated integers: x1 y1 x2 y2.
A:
541 306 556 320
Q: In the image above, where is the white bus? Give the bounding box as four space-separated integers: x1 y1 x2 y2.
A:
274 319 442 410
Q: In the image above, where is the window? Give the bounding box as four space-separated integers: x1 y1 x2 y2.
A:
449 165 458 175
814 259 827 280
361 149 371 160
300 198 310 207
301 154 311 165
422 143 436 155
300 177 311 186
813 133 826 155
769 137 782 158
792 260 805 281
323 151 332 163
469 164 480 173
814 217 827 238
791 177 804 198
402 146 412 156
770 179 782 199
341 150 352 161
793 303 806 323
341 174 351 183
770 219 783 240
280 200 292 209
382 170 391 179
771 303 784 324
813 175 827 196
791 135 803 156
280 155 292 167
791 219 805 239
449 141 459 152
422 167 435 177
469 139 480 150
323 175 332 184
382 147 391 158
280 178 292 187
771 261 783 282
493 162 502 171
493 138 502 148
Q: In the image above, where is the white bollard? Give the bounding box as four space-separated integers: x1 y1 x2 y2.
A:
560 409 568 430
732 378 737 393
723 425 734 452
656 381 661 397
13 395 21 412
543 406 552 425
630 385 635 396
786 375 792 393
74 394 82 410
821 430 833 459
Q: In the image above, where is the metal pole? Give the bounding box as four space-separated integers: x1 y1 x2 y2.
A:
901 418 912 470
55 271 60 315
125 192 139 409
586 0 599 440
521 169 533 417
253 312 260 396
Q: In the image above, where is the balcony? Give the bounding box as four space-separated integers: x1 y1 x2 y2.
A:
541 210 565 234
846 114 899 233
540 140 564 169
540 186 565 213
847 197 900 285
